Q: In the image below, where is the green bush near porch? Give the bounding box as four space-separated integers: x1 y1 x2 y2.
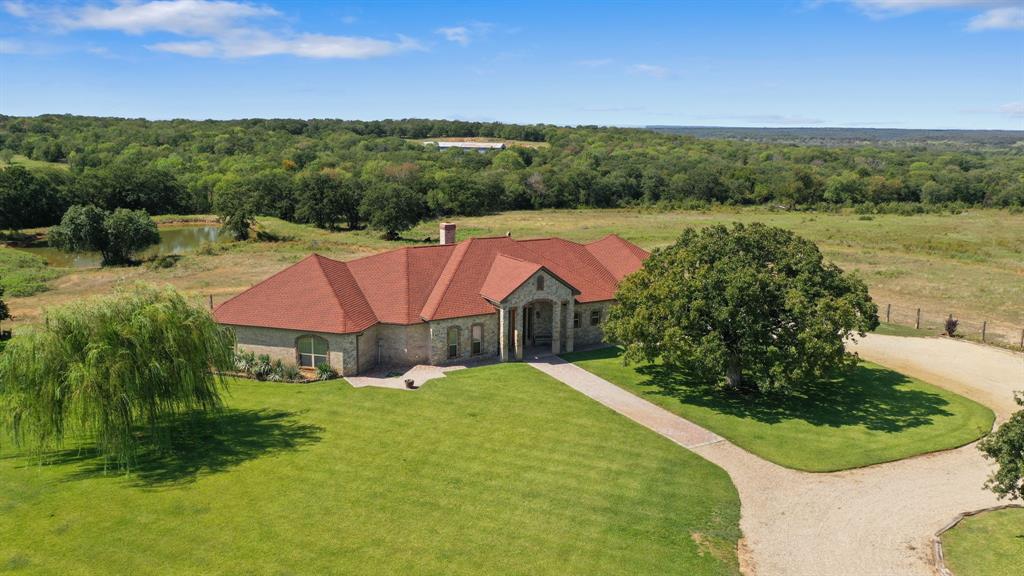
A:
0 363 741 575
564 347 994 472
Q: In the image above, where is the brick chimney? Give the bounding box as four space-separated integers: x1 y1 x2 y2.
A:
440 222 457 245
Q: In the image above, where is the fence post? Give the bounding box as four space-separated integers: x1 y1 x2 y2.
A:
916 308 921 330
208 294 213 310
1019 329 1023 350
886 303 891 324
981 321 987 343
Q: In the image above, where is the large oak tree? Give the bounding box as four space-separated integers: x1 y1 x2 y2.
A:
604 223 878 393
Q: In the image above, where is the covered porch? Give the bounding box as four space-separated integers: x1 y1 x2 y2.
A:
497 298 576 361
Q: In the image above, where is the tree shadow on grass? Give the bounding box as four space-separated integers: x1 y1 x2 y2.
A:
583 348 955 432
48 409 323 487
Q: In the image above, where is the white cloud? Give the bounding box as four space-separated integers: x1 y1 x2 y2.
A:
630 64 671 78
967 6 1024 30
435 22 493 45
5 0 421 60
2 1 29 18
998 102 1024 117
842 1 1024 30
436 26 470 45
0 37 25 54
149 28 420 59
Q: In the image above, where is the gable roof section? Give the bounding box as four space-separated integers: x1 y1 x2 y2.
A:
479 253 543 303
215 233 649 334
214 254 377 334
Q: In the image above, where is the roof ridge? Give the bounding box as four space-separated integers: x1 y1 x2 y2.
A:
310 254 353 316
420 237 475 320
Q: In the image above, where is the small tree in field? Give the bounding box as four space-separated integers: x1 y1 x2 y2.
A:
48 205 160 265
605 223 878 393
0 285 235 468
979 393 1024 501
359 182 424 240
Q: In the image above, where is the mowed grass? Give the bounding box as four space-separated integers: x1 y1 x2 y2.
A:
564 348 995 472
0 363 741 575
942 507 1024 576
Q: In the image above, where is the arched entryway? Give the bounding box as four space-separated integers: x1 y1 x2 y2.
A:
523 299 555 352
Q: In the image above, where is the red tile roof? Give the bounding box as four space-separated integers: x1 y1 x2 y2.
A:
214 234 649 334
479 254 543 303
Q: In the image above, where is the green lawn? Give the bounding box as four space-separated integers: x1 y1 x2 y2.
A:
942 507 1024 576
872 322 936 338
0 363 741 575
564 348 995 472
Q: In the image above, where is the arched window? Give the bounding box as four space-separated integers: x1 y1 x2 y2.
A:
447 326 461 359
536 274 545 291
297 335 329 368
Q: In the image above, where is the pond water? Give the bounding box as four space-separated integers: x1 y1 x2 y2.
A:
15 225 225 268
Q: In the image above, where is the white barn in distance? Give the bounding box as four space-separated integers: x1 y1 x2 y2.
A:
423 141 506 152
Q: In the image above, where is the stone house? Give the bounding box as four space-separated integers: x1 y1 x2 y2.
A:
214 223 648 375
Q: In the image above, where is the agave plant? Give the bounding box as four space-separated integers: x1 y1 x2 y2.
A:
234 350 256 373
316 363 337 382
251 354 274 380
281 363 302 382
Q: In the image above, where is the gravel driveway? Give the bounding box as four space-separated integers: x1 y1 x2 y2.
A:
531 335 1024 576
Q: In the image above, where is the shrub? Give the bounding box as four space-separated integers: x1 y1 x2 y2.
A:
316 363 338 381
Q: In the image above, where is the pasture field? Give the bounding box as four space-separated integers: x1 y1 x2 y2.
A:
564 347 995 472
3 208 1022 339
0 364 741 575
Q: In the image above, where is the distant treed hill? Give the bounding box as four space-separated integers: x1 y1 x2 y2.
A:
0 115 1022 234
647 126 1024 148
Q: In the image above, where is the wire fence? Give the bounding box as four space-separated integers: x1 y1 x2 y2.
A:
882 303 1024 351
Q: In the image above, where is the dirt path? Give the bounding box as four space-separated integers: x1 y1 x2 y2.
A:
531 336 1024 576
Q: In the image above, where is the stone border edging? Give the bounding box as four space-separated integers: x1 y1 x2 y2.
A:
932 503 1023 576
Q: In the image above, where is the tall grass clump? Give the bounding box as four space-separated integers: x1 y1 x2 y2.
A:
0 284 235 469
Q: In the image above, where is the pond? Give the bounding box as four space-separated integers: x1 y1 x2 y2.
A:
15 225 226 268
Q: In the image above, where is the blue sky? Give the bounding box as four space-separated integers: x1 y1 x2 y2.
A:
1 1 1022 129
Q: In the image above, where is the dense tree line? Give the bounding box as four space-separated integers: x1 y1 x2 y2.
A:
1 115 1022 235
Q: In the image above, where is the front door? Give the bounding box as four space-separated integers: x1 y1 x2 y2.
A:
524 304 533 343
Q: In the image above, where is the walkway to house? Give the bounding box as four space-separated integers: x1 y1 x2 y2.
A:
527 336 1023 576
347 356 499 390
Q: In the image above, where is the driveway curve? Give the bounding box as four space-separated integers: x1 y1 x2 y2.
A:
529 335 1023 576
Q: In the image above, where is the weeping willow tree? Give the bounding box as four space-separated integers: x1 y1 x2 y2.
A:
0 284 235 469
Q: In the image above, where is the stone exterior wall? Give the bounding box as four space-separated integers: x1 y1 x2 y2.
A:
231 324 359 375
427 313 500 365
572 301 611 346
372 323 431 368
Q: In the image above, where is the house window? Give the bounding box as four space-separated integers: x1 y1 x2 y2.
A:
536 275 545 291
447 326 461 359
297 335 329 368
590 309 601 326
471 324 483 355
573 311 581 329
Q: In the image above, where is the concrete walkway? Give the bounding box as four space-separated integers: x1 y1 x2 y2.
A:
527 336 1024 576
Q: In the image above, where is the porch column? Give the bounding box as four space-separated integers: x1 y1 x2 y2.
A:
514 304 525 361
564 299 575 353
551 300 562 355
499 306 510 361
